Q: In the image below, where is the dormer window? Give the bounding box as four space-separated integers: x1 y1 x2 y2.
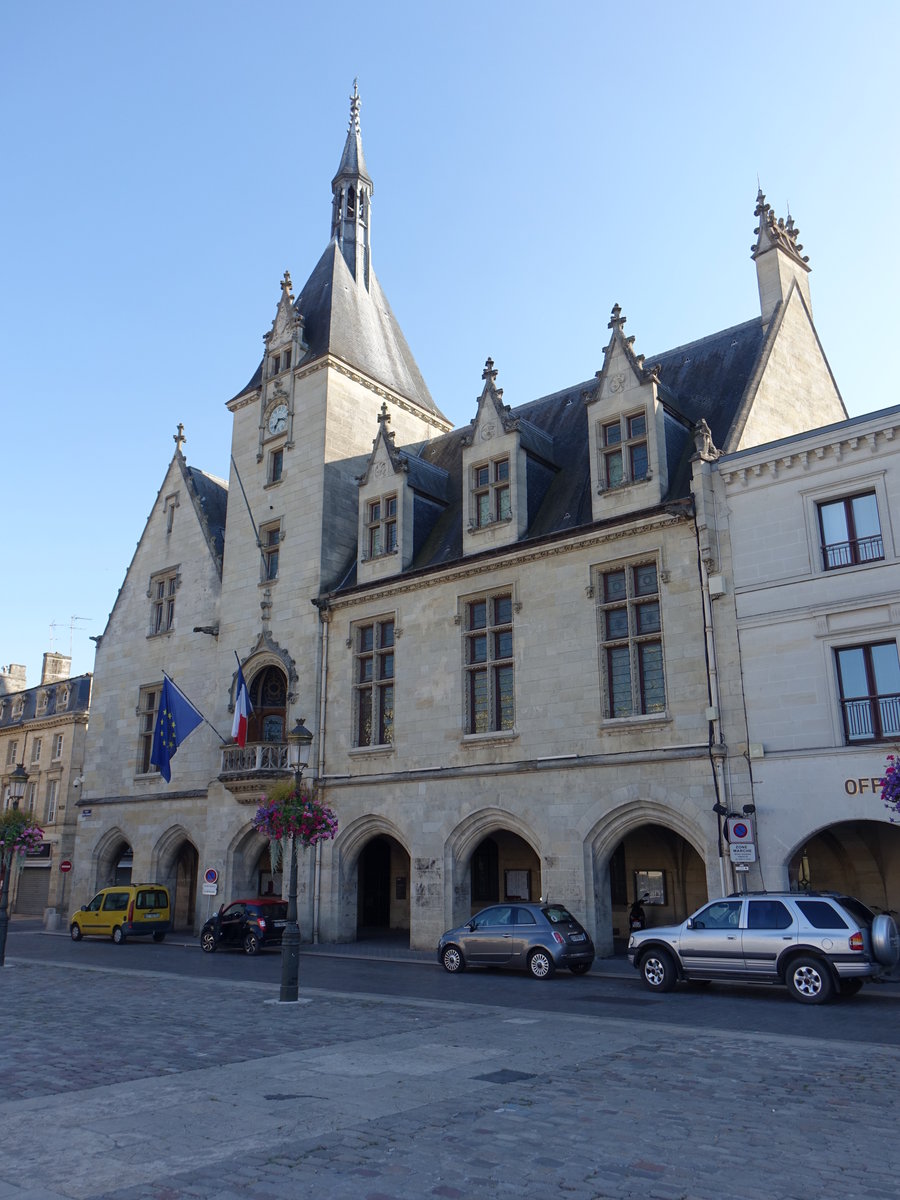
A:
472 457 511 528
269 348 292 377
366 495 398 558
601 412 648 489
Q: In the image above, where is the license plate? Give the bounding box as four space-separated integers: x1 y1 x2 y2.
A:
273 920 287 928
144 913 159 920
570 932 586 942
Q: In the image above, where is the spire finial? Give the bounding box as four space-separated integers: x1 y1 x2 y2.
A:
350 79 361 130
378 401 390 427
608 303 626 330
173 423 185 453
482 357 498 383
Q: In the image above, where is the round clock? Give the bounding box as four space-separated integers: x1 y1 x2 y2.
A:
267 403 289 435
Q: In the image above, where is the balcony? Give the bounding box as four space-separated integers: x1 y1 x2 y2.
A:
219 742 291 803
841 694 900 743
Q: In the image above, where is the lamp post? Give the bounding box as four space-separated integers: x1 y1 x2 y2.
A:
280 718 313 1003
0 763 29 967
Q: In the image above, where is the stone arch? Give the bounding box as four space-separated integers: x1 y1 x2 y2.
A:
333 815 411 943
586 799 714 958
226 820 273 899
784 818 900 910
91 826 132 891
444 808 543 930
151 824 199 932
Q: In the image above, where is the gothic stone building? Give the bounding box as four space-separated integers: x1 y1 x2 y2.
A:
71 89 863 953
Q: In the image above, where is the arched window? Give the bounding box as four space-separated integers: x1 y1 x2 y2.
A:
248 667 287 743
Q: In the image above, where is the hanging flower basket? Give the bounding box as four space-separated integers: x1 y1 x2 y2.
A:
251 780 338 869
881 753 900 822
0 809 44 868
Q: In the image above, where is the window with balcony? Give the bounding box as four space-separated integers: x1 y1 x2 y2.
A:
818 492 884 570
598 562 665 718
353 618 394 747
600 411 649 489
472 458 511 528
835 641 900 743
464 593 514 734
366 496 398 558
150 569 178 635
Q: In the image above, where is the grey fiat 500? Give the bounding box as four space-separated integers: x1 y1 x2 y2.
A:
438 902 595 979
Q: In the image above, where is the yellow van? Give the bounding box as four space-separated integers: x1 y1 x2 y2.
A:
70 884 171 944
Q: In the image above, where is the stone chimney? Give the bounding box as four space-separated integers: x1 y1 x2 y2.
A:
0 664 28 696
41 652 72 685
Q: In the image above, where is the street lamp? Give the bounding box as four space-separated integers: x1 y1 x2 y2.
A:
280 718 313 1003
0 763 29 967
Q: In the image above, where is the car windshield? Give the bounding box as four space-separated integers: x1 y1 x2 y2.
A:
543 905 577 925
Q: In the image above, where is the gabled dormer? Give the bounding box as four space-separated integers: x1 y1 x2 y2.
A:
257 271 308 466
461 360 555 556
587 306 671 520
357 404 450 584
751 189 812 330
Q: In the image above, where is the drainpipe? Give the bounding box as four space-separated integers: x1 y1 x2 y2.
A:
311 600 330 943
690 428 733 898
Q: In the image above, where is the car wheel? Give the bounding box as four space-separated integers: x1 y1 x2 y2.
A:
785 956 834 1004
200 930 217 953
441 945 465 973
527 949 556 979
112 926 126 945
639 948 677 992
70 923 83 942
838 978 863 998
152 931 165 943
871 914 900 967
243 932 260 956
569 962 591 975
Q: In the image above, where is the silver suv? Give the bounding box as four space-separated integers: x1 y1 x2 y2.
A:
628 891 899 1004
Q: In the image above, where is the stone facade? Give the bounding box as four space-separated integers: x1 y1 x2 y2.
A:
0 655 91 916
70 90 884 954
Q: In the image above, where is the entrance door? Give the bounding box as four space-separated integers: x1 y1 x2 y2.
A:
358 838 391 930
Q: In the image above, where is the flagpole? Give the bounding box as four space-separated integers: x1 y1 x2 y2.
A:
162 672 231 745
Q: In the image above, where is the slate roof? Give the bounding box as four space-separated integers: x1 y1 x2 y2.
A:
186 466 228 563
232 243 445 422
331 312 768 590
0 673 92 729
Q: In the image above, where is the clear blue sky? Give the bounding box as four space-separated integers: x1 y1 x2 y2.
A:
2 1 898 686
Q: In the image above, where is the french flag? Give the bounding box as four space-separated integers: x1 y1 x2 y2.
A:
232 663 252 747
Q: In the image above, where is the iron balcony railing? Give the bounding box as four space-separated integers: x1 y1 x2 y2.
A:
822 534 884 570
841 693 900 742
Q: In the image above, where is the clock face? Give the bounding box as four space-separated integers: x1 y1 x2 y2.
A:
267 403 289 435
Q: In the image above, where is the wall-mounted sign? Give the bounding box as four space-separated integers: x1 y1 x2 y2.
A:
204 867 219 885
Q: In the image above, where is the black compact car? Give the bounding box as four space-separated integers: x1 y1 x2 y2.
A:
200 898 290 956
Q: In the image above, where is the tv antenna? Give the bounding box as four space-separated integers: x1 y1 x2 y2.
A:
49 616 92 656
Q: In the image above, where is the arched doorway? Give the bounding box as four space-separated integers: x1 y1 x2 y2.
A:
606 822 707 948
172 841 199 930
468 831 541 915
248 666 287 744
788 820 900 911
93 830 132 890
356 835 410 939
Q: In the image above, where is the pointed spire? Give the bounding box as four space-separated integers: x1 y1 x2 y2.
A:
331 81 373 288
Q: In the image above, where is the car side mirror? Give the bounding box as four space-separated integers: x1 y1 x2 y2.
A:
686 917 694 929
467 921 476 931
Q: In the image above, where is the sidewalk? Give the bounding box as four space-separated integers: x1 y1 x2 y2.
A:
2 953 900 1200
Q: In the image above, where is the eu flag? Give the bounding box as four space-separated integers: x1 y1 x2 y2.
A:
150 676 204 782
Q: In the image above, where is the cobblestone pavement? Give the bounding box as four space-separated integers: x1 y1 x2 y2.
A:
2 958 899 1200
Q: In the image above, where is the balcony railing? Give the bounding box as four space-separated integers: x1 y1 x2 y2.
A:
822 534 884 570
219 741 291 802
841 693 900 742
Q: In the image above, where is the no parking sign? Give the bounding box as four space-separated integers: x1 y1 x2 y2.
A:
203 866 219 896
726 817 756 863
